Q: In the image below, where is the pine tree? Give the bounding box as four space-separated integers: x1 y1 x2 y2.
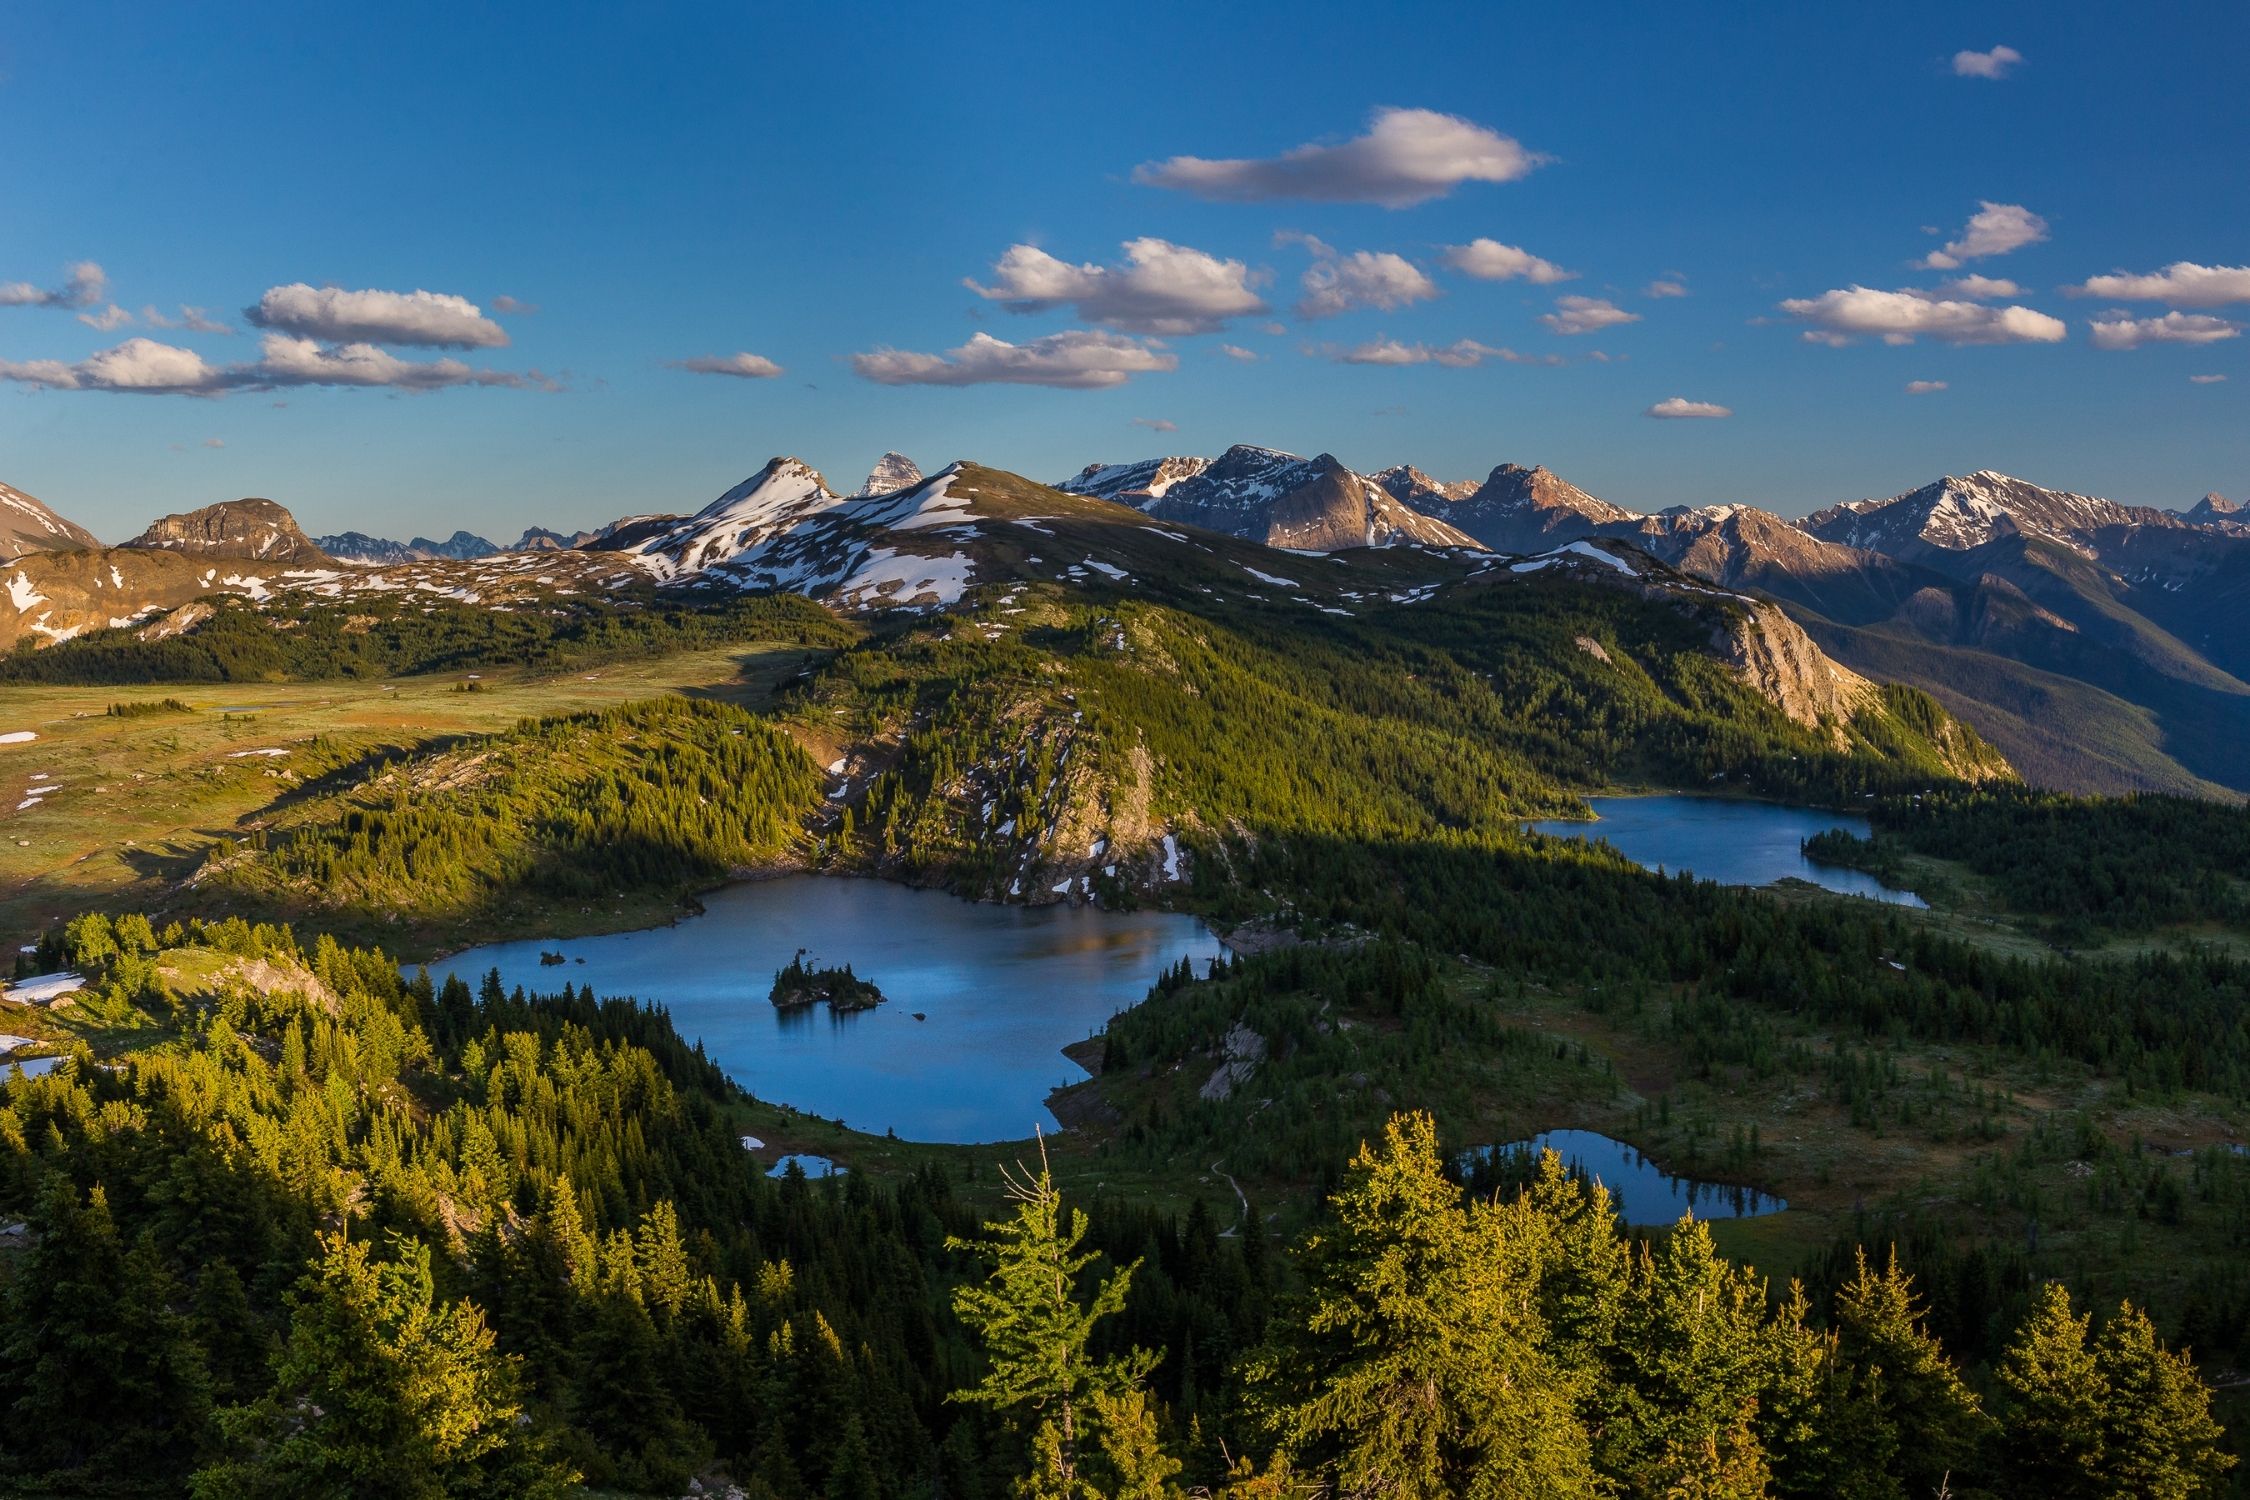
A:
1831 1247 1989 1497
948 1137 1165 1497
1991 1281 2107 1496
1087 1386 1184 1498
1607 1215 1775 1495
2091 1301 2233 1500
1242 1112 1597 1498
0 1181 213 1489
192 1230 572 1499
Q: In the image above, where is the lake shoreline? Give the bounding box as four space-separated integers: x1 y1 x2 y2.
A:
1527 793 1925 906
426 874 1224 1145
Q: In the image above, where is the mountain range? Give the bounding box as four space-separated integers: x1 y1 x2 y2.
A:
1064 448 2250 796
6 448 2243 795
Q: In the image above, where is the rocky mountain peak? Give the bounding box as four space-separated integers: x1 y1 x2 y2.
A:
854 452 924 498
122 498 331 566
0 481 103 561
315 529 500 564
1802 471 2179 556
1372 465 1478 507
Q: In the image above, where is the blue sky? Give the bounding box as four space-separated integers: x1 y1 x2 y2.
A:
3 0 2245 541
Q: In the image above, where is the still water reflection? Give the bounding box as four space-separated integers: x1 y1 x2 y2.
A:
1465 1129 1787 1226
434 876 1224 1144
1528 796 1924 906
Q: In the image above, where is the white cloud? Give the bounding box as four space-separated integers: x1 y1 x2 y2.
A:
0 261 106 309
1333 337 1553 368
966 238 1267 335
670 352 785 379
251 334 535 389
204 437 226 448
76 304 133 332
1918 202 2048 270
1934 275 2021 300
1905 380 1949 395
1644 277 1690 298
1282 234 1441 319
2189 373 2228 384
0 333 539 395
1646 397 1732 419
1133 417 1178 432
1779 285 2067 345
1953 45 2023 79
2086 312 2242 350
491 294 539 315
1440 239 1574 284
850 329 1176 389
1540 295 1640 335
2068 262 2250 308
1132 106 1545 208
245 284 509 348
1219 344 1261 362
142 305 235 334
0 336 223 393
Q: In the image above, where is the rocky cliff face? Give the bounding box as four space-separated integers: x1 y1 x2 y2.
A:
1432 464 1645 551
123 498 332 566
1713 599 1874 734
514 526 601 551
1371 464 1478 508
853 452 924 498
0 482 102 560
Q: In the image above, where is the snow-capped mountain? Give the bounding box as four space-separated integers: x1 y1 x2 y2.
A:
1060 444 1479 551
1062 456 1214 505
0 482 102 560
2181 493 2246 533
316 530 501 564
602 458 986 609
853 452 924 498
612 458 849 581
1800 471 2183 558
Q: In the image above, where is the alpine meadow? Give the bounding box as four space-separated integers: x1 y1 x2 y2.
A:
2 5 2248 1497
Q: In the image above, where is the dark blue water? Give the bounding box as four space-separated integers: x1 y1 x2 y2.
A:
431 876 1224 1144
1529 796 1923 906
1468 1129 1787 1226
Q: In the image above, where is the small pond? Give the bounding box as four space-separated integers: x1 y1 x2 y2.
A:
432 875 1224 1144
768 1154 844 1179
1465 1129 1787 1226
1528 795 1923 905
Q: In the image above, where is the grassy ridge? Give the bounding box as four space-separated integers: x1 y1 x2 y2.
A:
0 590 857 684
202 697 823 944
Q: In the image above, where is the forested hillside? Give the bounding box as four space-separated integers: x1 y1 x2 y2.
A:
0 921 2233 1496
175 565 2002 949
7 500 2248 1498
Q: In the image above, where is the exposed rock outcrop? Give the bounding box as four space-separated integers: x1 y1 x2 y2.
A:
123 498 332 566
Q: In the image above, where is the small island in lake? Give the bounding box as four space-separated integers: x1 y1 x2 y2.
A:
770 951 886 1013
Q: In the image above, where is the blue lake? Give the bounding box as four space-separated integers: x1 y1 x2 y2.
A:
432 875 1224 1144
1529 795 1924 906
1468 1129 1787 1226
